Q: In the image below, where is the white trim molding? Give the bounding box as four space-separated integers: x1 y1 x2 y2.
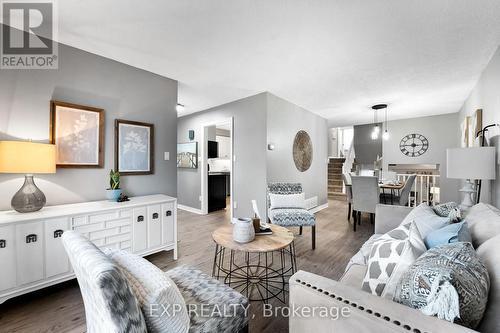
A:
177 204 203 215
309 202 329 214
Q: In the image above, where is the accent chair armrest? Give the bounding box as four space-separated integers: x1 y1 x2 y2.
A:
374 204 413 234
289 270 476 333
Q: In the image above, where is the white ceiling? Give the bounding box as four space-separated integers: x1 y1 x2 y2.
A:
12 1 500 126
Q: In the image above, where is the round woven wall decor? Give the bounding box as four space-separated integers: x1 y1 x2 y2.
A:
293 130 313 172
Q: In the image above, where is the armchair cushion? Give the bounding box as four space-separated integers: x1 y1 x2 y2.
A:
165 265 249 333
269 192 306 209
269 208 316 226
104 248 190 333
61 231 147 333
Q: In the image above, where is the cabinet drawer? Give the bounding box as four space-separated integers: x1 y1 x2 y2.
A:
45 218 70 278
72 216 87 227
132 207 148 252
89 211 119 223
73 222 105 234
119 209 132 218
161 203 175 245
0 225 16 292
147 205 162 248
16 222 44 285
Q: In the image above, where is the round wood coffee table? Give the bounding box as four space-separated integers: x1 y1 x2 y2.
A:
211 224 297 303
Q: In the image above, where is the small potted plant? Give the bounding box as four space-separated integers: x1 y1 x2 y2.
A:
106 170 122 201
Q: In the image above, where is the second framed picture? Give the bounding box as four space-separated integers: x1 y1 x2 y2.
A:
115 119 154 175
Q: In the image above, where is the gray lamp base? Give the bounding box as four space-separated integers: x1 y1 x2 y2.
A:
11 175 46 213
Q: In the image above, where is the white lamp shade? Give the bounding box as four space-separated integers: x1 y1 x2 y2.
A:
447 147 496 180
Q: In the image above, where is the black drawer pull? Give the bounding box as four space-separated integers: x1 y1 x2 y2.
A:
152 213 159 219
26 234 37 243
137 215 144 222
54 230 64 238
166 210 172 217
0 240 5 248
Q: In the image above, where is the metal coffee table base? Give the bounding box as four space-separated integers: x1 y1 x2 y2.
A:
212 242 297 303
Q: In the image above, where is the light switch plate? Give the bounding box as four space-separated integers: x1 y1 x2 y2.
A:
164 152 170 160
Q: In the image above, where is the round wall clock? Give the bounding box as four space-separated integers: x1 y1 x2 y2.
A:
399 133 429 157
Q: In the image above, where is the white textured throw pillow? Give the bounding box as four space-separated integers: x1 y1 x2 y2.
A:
269 192 306 209
400 203 450 239
464 203 500 247
362 221 426 299
104 248 189 333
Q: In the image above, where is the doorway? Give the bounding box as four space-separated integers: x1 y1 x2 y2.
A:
200 117 234 219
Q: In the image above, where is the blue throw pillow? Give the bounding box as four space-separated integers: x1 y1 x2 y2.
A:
424 222 472 249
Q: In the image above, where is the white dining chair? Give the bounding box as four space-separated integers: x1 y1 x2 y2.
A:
350 175 379 232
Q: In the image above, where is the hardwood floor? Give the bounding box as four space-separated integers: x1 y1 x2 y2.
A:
0 199 373 333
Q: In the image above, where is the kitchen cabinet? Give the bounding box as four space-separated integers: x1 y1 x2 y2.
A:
208 174 227 212
216 135 231 159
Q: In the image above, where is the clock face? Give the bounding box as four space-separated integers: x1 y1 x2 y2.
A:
400 133 428 157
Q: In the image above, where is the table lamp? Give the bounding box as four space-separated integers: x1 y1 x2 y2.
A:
0 141 56 213
446 147 496 210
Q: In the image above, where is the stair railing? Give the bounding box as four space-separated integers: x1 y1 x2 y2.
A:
343 141 355 175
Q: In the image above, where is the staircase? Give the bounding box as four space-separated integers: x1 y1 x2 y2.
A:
328 157 346 201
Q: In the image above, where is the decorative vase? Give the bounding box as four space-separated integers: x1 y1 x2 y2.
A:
11 175 46 213
106 189 122 201
232 218 255 243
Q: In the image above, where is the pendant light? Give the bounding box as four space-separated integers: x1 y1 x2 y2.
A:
382 105 390 140
371 104 388 140
371 106 379 140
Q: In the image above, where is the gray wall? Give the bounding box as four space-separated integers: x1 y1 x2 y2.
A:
382 113 460 203
459 45 500 207
177 93 268 219
353 123 383 166
266 94 328 206
0 43 178 210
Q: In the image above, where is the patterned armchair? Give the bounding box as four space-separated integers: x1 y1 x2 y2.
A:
267 182 316 249
62 231 249 333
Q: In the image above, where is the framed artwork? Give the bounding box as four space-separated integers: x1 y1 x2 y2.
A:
50 100 104 168
468 109 483 147
115 119 154 175
460 116 470 148
177 142 198 168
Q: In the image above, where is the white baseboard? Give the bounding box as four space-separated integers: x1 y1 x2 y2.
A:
309 202 329 214
177 204 203 214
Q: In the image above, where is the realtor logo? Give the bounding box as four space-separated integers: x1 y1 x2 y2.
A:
1 0 58 69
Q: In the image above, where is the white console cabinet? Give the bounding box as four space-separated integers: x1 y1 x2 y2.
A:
0 194 178 304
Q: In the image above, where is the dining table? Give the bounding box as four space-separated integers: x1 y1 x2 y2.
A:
379 180 405 205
